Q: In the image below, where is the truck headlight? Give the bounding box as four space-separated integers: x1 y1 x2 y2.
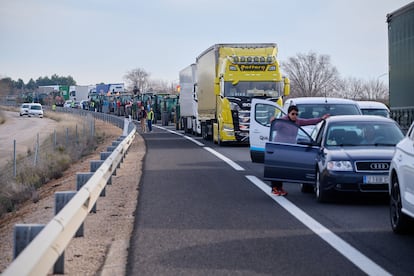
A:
327 161 353 171
223 124 234 134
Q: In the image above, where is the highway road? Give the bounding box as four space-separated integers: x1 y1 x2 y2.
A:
126 124 414 276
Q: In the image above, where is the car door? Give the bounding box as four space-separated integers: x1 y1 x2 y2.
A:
249 98 285 163
264 119 320 184
400 125 414 214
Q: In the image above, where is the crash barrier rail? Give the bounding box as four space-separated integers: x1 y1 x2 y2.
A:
390 106 414 133
2 111 136 275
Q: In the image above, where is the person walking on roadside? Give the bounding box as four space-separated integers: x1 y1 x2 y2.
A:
139 106 147 133
147 107 154 132
270 105 329 196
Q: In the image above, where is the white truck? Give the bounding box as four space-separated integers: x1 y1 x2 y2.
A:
178 64 200 134
69 85 90 102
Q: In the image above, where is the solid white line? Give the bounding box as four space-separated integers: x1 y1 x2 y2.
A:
246 175 391 276
204 147 245 171
156 127 244 166
156 126 205 146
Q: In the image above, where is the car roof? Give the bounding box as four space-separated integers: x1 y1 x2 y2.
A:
325 115 394 123
357 101 389 110
284 97 358 106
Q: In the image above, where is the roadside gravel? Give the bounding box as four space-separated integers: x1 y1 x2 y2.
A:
0 115 145 275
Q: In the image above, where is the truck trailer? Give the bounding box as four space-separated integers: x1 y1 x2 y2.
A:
188 43 290 145
387 2 414 130
179 63 200 134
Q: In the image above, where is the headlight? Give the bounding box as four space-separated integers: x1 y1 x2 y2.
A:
230 102 240 111
223 124 234 134
327 161 353 171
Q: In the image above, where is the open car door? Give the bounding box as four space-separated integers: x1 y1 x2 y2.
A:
250 98 285 163
263 119 320 184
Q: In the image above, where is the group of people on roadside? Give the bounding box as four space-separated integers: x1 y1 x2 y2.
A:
139 106 154 133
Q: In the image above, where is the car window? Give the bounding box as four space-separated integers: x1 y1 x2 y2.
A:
254 103 285 127
311 120 325 144
361 108 390 117
325 121 404 147
270 119 312 145
296 103 360 118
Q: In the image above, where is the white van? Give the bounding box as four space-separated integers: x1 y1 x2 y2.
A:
357 101 390 118
249 97 362 163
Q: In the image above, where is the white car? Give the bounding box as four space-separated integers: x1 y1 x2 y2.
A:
357 101 390 118
28 103 44 118
19 103 31 116
389 120 414 234
64 100 73 108
249 97 362 163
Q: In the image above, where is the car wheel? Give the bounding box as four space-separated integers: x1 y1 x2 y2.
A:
315 170 329 203
300 183 314 193
390 174 412 234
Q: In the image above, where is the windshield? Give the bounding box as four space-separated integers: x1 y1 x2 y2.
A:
361 108 390 118
325 121 404 147
295 103 361 118
224 81 283 98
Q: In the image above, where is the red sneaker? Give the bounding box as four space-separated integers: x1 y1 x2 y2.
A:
271 187 288 196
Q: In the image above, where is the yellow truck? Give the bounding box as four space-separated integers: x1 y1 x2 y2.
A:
192 43 290 145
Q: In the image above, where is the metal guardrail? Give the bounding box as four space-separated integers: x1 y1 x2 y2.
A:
2 114 136 275
390 106 414 133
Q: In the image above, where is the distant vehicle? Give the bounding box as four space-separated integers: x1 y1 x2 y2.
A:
264 115 404 202
63 99 80 108
357 101 390 118
28 103 44 118
80 100 89 110
19 103 31 116
389 120 414 234
250 97 362 163
63 100 73 108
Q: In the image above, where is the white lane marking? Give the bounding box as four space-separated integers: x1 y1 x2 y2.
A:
246 175 391 276
156 127 244 170
204 147 245 171
156 126 205 146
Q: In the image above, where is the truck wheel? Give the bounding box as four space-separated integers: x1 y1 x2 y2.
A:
201 122 207 139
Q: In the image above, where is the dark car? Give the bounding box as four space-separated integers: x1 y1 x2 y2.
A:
264 115 405 202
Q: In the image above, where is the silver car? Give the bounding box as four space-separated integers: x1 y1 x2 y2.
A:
389 120 414 233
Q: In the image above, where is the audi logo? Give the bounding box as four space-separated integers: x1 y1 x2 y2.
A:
370 163 389 170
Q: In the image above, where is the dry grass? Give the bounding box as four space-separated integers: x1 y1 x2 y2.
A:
0 107 121 218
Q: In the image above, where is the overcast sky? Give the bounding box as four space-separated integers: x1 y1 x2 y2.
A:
0 0 411 86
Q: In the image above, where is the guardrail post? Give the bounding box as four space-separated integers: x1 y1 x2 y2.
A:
54 191 78 273
100 152 112 185
77 172 97 213
107 146 116 152
56 190 82 240
13 224 44 259
13 224 67 273
90 160 106 197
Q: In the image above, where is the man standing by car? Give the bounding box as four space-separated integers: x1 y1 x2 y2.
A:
271 105 329 195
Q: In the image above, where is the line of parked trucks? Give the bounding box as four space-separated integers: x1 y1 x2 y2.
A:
177 43 290 144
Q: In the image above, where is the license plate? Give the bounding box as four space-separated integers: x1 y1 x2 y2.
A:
363 175 389 184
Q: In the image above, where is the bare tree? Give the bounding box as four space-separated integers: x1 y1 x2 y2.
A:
362 78 388 101
147 79 172 93
124 68 150 94
281 52 341 97
337 77 365 99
